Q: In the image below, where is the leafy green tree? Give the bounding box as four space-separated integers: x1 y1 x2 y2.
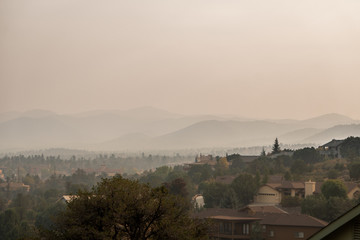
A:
281 196 302 207
199 182 227 208
188 165 213 184
326 197 355 221
230 174 258 206
271 138 280 154
44 175 208 240
0 209 20 240
301 194 328 221
341 136 360 159
219 188 239 209
321 180 347 200
36 202 66 233
164 178 188 200
293 147 323 164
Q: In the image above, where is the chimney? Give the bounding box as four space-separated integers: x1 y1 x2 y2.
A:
305 180 316 197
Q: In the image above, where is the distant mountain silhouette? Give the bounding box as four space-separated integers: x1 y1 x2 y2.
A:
303 124 360 144
299 113 355 129
0 108 359 151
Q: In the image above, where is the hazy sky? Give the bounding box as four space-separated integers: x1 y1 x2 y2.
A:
1 0 360 119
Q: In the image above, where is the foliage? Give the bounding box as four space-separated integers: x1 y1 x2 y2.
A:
326 197 355 222
321 180 347 200
215 157 229 176
281 196 302 207
164 178 189 199
290 159 308 175
187 165 213 185
341 136 360 159
284 171 292 181
247 157 270 175
301 195 328 221
44 175 209 240
302 194 356 222
271 138 280 154
199 182 227 208
293 147 323 164
327 169 339 179
348 162 360 180
230 174 259 206
228 154 244 170
219 188 239 209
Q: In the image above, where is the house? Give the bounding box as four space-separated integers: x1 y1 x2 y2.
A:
318 139 344 158
254 178 360 205
194 206 327 240
308 203 360 240
194 208 262 240
185 154 218 169
255 181 305 204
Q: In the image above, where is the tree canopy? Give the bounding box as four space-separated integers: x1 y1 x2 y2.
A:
272 138 281 154
44 175 208 240
321 180 348 200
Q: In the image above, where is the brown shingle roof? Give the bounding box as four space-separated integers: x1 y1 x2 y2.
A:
257 212 327 227
243 205 288 214
193 207 327 228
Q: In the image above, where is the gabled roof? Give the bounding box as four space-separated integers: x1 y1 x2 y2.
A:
308 203 360 239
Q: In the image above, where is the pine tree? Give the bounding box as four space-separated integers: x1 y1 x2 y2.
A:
272 138 281 154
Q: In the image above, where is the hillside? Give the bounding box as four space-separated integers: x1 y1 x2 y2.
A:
0 108 359 151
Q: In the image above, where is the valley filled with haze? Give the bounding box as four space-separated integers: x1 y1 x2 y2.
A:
1 107 359 153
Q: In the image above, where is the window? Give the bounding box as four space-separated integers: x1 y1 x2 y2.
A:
258 193 276 196
294 232 304 238
262 225 266 232
269 230 274 237
219 222 232 235
243 224 249 235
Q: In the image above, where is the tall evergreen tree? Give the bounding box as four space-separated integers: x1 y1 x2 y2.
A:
272 138 281 154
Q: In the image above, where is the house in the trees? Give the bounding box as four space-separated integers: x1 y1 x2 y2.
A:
194 206 327 240
255 180 305 204
254 177 360 205
318 139 344 158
